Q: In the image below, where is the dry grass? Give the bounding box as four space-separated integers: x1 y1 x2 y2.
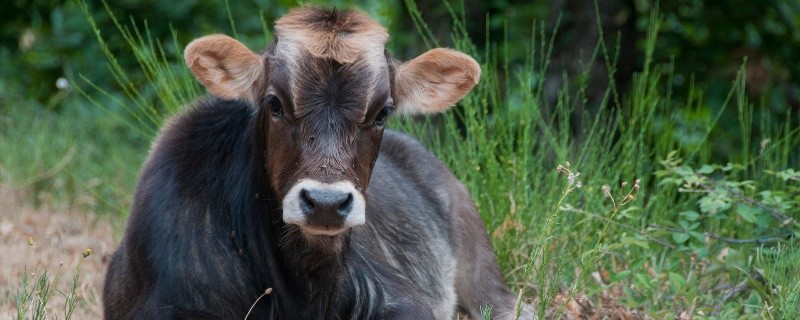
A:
0 186 115 319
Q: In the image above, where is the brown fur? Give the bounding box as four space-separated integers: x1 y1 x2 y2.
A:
105 6 529 320
275 7 388 64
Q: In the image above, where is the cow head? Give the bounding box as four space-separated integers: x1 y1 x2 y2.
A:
184 7 479 247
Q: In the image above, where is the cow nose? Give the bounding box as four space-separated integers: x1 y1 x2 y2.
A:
281 179 366 228
299 188 354 219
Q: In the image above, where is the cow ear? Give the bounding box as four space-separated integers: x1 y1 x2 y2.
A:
394 48 480 115
184 34 265 101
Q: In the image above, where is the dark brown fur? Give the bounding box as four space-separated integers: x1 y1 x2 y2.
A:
104 7 528 320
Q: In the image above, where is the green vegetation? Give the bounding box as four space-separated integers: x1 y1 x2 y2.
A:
13 246 88 320
399 8 799 318
1 0 798 319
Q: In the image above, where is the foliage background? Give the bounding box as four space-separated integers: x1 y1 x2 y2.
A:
3 0 800 165
1 0 799 318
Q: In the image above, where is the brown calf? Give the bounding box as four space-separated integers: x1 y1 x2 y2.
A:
103 6 532 319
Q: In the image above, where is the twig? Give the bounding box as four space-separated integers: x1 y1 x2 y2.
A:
691 178 796 228
728 188 797 227
721 281 750 303
712 271 765 315
649 224 787 244
706 233 785 244
666 163 797 227
244 288 273 320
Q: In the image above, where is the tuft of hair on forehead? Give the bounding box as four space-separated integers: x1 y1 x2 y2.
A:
274 7 389 64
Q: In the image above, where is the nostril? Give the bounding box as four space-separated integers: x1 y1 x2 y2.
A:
300 189 315 213
338 193 353 215
299 187 354 220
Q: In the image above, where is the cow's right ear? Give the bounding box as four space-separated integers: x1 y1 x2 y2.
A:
184 35 265 101
393 48 480 115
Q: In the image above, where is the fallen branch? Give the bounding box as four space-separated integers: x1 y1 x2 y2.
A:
649 225 787 244
688 176 797 228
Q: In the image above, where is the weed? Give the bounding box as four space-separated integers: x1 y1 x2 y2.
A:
12 238 91 320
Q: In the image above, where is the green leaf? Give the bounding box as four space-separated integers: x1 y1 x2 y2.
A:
767 168 800 181
658 177 683 186
620 237 650 249
744 291 763 313
680 210 701 221
668 272 686 291
634 273 652 289
610 270 631 283
684 174 705 187
672 232 690 244
697 164 715 174
675 165 695 177
699 190 732 214
756 212 772 229
721 248 747 268
722 163 744 172
736 204 762 224
689 231 705 241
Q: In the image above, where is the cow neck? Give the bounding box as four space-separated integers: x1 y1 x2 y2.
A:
249 107 351 318
275 219 351 318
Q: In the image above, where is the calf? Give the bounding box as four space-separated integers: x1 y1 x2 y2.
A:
103 6 531 320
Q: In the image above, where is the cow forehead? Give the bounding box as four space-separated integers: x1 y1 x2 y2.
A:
274 8 388 68
272 8 391 120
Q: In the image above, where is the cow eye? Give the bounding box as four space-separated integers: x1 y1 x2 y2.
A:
266 95 283 117
373 105 393 127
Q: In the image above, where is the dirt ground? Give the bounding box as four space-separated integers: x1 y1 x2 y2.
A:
0 187 115 320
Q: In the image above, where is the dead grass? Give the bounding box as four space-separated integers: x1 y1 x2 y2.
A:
543 290 653 320
0 186 115 319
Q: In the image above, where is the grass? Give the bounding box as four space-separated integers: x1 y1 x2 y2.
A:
758 245 800 318
1 1 798 319
0 98 143 215
10 237 90 320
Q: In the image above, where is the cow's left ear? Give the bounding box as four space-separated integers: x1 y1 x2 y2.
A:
394 48 480 115
184 34 265 102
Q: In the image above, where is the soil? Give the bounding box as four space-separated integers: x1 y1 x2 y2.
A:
0 187 115 319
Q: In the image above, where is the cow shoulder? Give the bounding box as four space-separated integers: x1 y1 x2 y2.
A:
120 97 260 318
375 130 455 185
371 130 461 212
354 130 461 317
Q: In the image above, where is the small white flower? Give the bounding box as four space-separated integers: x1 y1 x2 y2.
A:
56 77 69 90
567 172 580 186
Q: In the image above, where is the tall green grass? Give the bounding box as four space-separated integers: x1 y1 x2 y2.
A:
4 1 798 318
396 4 799 318
0 91 142 215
